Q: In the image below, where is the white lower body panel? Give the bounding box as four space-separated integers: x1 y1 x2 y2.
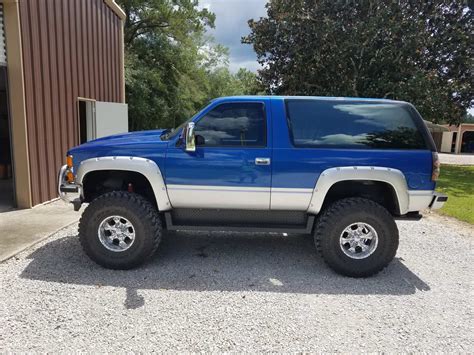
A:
167 185 271 210
167 184 442 213
270 188 313 211
166 185 314 211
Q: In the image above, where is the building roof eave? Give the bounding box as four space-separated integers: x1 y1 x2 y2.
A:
424 120 450 132
104 0 126 21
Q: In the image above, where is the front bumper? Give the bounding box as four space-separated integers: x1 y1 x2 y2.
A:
58 165 82 210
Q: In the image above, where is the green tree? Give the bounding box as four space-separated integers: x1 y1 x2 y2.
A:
243 0 473 125
235 68 265 95
119 0 216 130
462 112 474 123
206 67 264 98
119 0 263 131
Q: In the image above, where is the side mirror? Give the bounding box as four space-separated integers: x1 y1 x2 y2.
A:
195 134 205 146
184 122 196 152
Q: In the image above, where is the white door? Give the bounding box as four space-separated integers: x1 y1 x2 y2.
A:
94 101 128 139
440 132 453 153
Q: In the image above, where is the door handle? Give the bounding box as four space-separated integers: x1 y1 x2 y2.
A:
255 157 271 165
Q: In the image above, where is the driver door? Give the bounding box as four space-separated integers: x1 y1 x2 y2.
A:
165 100 272 209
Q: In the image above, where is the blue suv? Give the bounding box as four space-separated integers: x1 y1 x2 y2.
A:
58 96 447 277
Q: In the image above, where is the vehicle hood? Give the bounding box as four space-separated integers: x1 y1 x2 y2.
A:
76 129 167 148
67 129 169 165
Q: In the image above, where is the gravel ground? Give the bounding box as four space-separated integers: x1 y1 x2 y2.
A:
0 214 473 352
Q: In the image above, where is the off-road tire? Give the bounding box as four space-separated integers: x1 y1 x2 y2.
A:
314 198 399 277
78 191 162 269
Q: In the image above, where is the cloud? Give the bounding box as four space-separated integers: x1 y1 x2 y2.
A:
297 134 368 146
200 116 250 130
229 59 262 73
199 0 268 73
334 104 411 130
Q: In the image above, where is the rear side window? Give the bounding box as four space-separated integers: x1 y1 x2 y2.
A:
195 102 266 147
285 100 427 149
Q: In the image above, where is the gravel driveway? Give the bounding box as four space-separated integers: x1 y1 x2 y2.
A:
0 214 472 352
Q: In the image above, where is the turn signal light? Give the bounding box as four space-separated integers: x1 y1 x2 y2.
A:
66 155 73 168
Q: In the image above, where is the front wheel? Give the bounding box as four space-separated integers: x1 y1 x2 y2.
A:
78 191 162 269
314 198 399 277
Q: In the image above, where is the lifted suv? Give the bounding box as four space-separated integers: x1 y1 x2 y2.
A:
59 96 447 277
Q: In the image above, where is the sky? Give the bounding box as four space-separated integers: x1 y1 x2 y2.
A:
199 0 268 73
198 1 473 115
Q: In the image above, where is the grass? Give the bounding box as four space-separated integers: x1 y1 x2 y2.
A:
436 164 474 224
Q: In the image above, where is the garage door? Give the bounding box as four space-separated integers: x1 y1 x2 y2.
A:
0 4 6 66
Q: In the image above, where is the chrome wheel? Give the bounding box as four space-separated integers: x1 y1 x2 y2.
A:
98 215 136 252
339 222 378 259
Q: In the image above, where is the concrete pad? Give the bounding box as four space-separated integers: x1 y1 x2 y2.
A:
0 179 15 212
438 153 474 165
0 200 81 262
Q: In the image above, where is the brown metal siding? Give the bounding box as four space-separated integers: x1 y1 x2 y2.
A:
19 0 123 206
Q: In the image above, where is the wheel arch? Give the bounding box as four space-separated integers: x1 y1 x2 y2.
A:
76 156 171 211
307 166 409 215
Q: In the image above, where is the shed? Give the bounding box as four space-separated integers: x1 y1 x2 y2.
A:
0 0 126 210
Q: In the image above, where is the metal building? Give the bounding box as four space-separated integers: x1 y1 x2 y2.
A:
0 0 126 210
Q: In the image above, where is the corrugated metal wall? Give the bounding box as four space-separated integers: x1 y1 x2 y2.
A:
0 4 6 65
19 0 123 206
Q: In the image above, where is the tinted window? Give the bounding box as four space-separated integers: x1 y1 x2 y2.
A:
195 102 266 147
286 100 427 149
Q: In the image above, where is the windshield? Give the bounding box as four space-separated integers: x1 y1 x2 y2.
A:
161 101 211 141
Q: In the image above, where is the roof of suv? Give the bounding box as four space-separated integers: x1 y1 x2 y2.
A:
213 95 408 105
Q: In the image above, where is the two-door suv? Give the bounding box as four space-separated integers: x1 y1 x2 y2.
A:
58 96 447 277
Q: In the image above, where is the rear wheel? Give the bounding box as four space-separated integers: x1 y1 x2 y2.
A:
78 191 162 269
314 198 399 277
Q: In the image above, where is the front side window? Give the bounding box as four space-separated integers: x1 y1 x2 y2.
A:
194 102 266 147
286 100 427 149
